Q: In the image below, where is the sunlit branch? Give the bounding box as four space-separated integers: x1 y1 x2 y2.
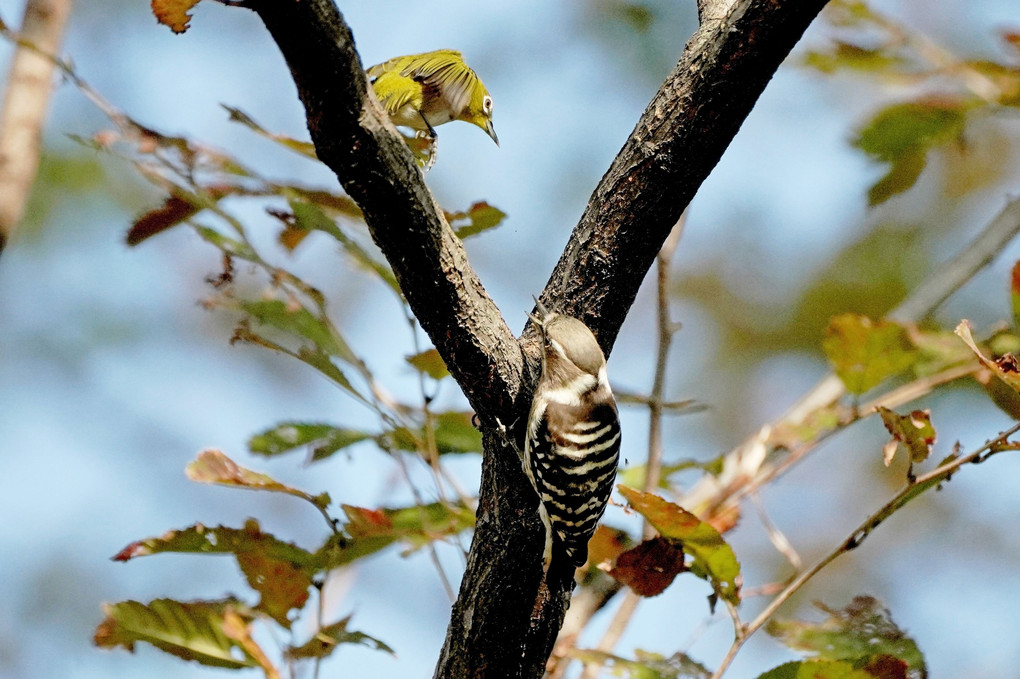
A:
709 421 1020 678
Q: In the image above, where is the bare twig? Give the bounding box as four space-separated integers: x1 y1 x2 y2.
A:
709 421 1020 678
0 0 74 250
683 193 1020 520
574 215 687 679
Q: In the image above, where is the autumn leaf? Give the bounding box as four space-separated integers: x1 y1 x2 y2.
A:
112 520 317 566
127 194 199 245
568 649 711 679
287 616 394 660
237 549 311 628
584 525 632 571
94 598 256 668
956 319 1020 394
609 537 686 597
445 201 507 238
766 595 926 677
755 660 875 679
1011 261 1020 327
617 486 740 604
877 406 936 466
151 0 202 34
341 502 475 554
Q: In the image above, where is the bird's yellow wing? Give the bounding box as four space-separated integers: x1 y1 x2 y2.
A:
370 70 423 118
372 50 477 118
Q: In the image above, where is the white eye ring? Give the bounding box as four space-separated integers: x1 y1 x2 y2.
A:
483 95 493 113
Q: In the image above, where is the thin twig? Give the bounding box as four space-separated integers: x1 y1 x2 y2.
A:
683 193 1020 519
736 361 979 504
750 491 801 571
709 421 1020 679
575 215 686 679
643 215 686 503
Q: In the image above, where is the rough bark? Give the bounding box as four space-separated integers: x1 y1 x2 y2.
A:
243 0 830 676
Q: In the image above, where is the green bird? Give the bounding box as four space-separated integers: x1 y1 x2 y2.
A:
368 49 499 146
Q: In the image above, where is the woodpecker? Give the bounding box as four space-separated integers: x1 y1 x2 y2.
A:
524 303 621 571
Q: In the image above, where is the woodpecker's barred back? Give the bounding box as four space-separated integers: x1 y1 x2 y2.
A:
524 306 621 570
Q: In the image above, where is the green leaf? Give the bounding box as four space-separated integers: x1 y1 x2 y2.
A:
802 41 905 75
248 422 374 462
755 660 875 679
853 100 969 205
866 148 926 206
877 406 936 466
1012 261 1020 327
406 348 450 380
909 327 976 377
223 105 318 159
287 616 394 660
194 224 257 260
446 201 507 239
569 649 710 679
112 519 317 567
94 598 257 669
767 595 926 677
312 530 393 569
343 501 476 553
616 486 740 604
288 197 344 239
855 100 968 161
241 299 354 362
297 347 365 402
618 458 718 490
823 314 917 395
433 411 482 454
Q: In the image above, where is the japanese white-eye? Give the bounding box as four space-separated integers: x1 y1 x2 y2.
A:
368 49 499 146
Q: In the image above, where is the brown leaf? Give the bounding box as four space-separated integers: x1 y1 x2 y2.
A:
151 0 202 33
862 655 909 679
585 525 631 568
128 195 198 245
222 609 281 679
237 550 311 627
609 537 686 596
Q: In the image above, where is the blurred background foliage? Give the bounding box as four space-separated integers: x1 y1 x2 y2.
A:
2 0 1020 677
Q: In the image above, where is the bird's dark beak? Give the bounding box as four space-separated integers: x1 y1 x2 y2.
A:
485 120 499 146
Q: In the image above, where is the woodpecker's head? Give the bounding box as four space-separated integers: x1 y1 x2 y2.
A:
530 303 608 382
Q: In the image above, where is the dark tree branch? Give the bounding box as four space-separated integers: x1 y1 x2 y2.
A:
241 0 830 677
542 0 831 353
248 0 524 422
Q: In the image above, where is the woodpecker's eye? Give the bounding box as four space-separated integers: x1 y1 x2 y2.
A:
483 96 493 114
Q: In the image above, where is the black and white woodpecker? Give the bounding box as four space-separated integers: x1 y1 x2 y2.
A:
523 303 621 571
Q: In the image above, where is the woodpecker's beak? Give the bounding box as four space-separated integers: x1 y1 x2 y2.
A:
485 119 499 146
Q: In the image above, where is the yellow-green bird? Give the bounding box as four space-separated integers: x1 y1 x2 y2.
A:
368 49 499 146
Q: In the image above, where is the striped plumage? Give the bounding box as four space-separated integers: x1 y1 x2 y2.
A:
524 306 621 570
